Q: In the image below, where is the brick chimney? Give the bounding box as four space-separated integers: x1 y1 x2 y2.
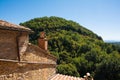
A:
38 32 48 50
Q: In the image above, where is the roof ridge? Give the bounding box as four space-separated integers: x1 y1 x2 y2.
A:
28 43 57 60
0 20 32 32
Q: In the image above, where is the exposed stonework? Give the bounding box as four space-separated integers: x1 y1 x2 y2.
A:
0 61 56 80
19 32 29 56
0 20 57 80
21 44 57 64
0 29 18 60
0 29 29 60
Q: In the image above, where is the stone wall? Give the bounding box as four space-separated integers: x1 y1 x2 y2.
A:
0 29 29 60
20 44 57 64
0 61 56 80
0 30 18 60
0 29 57 80
19 32 29 55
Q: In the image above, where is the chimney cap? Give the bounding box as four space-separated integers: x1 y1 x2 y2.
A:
40 32 46 38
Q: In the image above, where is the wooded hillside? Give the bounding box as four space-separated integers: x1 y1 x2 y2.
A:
20 16 120 80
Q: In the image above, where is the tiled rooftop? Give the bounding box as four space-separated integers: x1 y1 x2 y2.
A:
0 20 32 32
49 74 85 80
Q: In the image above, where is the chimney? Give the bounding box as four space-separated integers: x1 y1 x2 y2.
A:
38 32 48 50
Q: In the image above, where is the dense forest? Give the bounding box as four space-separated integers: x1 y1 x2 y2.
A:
20 16 120 80
108 42 120 46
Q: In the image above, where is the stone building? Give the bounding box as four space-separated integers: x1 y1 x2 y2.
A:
0 20 57 80
0 20 84 80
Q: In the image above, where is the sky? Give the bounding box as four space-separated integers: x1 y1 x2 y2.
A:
0 0 120 41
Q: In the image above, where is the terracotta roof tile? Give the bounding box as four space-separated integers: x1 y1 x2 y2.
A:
0 20 32 32
49 74 84 80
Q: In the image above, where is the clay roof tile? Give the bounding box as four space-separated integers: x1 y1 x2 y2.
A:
50 74 84 80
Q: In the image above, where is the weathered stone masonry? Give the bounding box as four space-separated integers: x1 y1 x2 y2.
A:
0 61 56 80
0 20 57 80
0 29 18 60
21 44 56 64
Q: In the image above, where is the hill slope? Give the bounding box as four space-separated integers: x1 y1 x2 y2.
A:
20 16 120 80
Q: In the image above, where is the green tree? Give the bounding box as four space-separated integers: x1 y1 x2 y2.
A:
57 63 80 77
95 52 120 80
20 16 120 79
